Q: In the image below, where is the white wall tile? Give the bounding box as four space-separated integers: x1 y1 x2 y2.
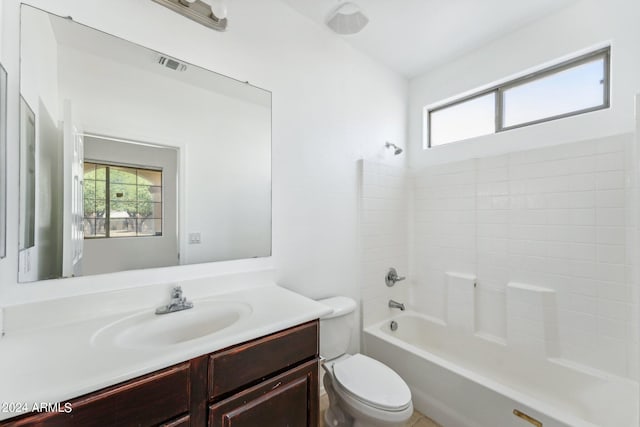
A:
360 161 410 328
596 171 626 190
405 136 637 378
596 208 625 226
596 152 626 171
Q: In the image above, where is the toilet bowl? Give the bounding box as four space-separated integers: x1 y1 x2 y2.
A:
323 353 413 427
318 297 413 427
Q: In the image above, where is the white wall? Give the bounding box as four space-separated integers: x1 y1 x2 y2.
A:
0 0 408 334
408 0 640 169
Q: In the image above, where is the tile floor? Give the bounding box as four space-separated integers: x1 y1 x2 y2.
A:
319 394 442 427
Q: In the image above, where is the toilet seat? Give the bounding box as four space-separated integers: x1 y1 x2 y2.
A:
332 353 411 412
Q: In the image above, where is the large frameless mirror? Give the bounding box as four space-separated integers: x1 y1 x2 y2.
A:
0 64 6 259
18 6 272 283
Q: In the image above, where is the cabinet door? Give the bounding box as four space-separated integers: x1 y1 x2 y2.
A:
209 359 318 427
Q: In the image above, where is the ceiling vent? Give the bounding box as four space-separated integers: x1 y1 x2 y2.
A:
158 56 188 72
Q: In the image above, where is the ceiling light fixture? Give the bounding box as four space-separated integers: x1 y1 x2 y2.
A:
326 2 369 35
153 0 228 31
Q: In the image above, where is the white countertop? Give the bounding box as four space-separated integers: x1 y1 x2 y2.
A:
0 280 332 421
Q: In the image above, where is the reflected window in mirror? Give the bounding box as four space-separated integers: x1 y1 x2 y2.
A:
84 162 163 239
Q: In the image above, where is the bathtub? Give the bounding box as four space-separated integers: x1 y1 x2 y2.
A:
364 312 638 427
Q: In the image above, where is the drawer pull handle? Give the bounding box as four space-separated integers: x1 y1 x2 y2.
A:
513 409 542 427
272 382 282 390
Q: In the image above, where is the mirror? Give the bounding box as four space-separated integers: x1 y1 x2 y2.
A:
0 64 6 259
19 6 272 283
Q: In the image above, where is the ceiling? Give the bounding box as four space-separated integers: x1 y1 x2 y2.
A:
281 0 579 78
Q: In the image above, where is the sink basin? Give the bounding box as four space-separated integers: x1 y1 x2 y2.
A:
91 300 252 349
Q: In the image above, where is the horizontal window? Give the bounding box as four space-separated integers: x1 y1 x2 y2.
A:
430 93 495 146
426 47 610 148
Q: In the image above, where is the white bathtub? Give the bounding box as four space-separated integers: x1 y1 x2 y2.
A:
364 312 638 427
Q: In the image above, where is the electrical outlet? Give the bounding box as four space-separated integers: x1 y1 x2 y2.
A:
189 233 201 244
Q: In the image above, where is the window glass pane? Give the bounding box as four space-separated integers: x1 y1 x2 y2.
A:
84 163 96 180
138 185 162 203
503 57 605 128
110 166 137 184
148 202 162 219
84 198 97 217
138 219 162 236
95 164 107 181
429 93 495 147
83 218 106 237
95 181 106 200
95 200 106 216
137 169 162 186
110 201 132 218
110 183 137 201
83 199 105 215
84 180 96 198
135 200 150 218
95 218 107 237
109 218 136 237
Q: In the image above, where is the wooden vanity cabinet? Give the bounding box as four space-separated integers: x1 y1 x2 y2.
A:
0 320 319 427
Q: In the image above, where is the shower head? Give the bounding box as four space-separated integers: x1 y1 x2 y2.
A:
385 142 403 155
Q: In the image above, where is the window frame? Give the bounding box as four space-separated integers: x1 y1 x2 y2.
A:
425 47 611 148
83 161 164 239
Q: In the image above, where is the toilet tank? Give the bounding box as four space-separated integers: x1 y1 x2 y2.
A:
318 296 357 360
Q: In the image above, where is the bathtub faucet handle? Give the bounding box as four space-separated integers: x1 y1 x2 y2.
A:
386 267 406 287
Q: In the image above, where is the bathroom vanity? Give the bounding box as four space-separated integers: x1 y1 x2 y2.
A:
0 279 330 427
0 320 319 427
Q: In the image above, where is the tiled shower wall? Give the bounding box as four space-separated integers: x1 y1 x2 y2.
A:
360 161 410 328
410 134 638 378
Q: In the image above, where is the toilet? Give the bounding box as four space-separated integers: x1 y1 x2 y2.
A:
318 296 413 427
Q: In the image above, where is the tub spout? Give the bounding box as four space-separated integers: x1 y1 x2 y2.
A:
388 299 405 311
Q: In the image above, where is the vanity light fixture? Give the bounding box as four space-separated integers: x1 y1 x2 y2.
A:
158 55 188 71
152 0 228 31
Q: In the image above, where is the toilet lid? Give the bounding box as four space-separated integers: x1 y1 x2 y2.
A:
332 354 411 411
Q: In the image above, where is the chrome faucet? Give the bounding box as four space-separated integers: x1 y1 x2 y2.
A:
385 267 406 287
156 286 193 315
388 299 405 311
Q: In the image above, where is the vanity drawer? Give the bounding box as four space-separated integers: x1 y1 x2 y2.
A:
208 320 319 400
1 363 190 427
